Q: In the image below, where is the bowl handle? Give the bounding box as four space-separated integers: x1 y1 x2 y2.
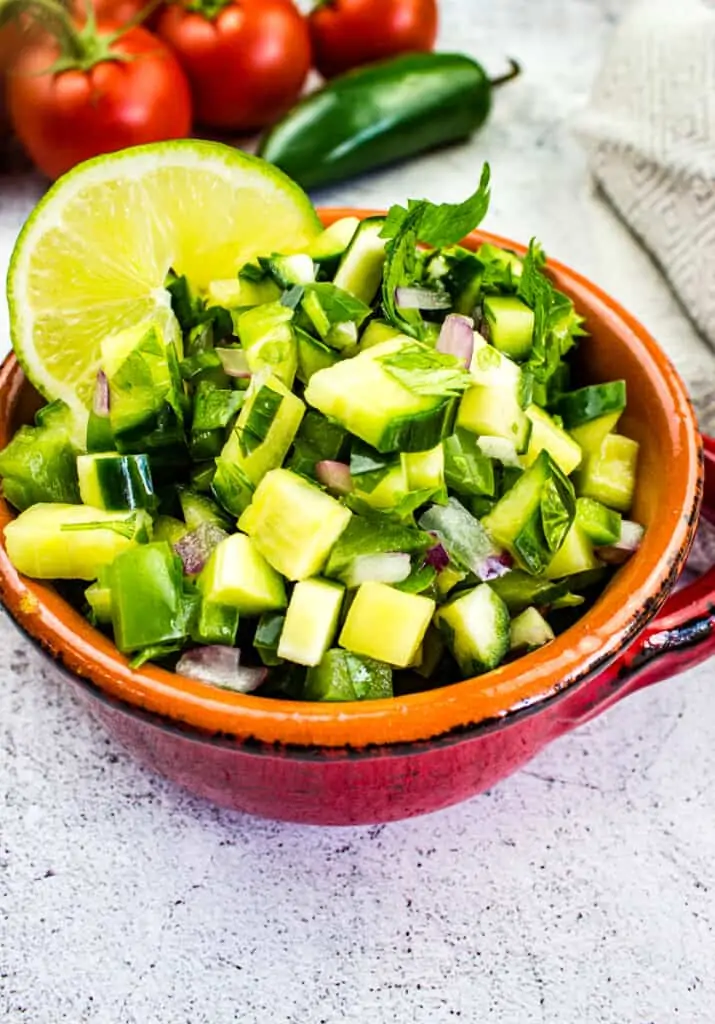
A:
567 434 715 727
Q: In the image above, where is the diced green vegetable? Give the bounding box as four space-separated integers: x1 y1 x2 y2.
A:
178 488 231 531
339 582 435 668
509 607 555 651
85 575 113 625
301 283 371 351
457 384 531 453
206 277 280 309
324 514 430 583
488 570 568 614
306 339 459 453
555 382 626 429
295 327 340 384
575 497 621 546
0 401 80 511
259 253 316 289
442 430 495 497
545 522 600 579
576 433 639 513
402 444 446 498
277 578 345 667
101 320 186 459
236 302 298 387
358 320 404 351
522 405 582 476
4 503 150 580
108 542 188 653
254 613 286 666
482 451 575 575
304 649 393 702
483 295 534 360
199 533 287 614
333 217 387 304
190 597 240 647
213 375 305 515
239 468 352 581
305 217 360 266
568 411 622 455
436 584 510 675
77 453 155 512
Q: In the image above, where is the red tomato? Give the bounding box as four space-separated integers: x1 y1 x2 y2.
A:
89 0 153 26
155 0 312 132
309 0 438 79
8 25 192 180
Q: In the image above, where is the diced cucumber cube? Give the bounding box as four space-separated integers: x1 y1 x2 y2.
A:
260 254 316 288
402 444 446 495
77 453 155 512
469 332 522 387
569 412 622 455
482 450 575 575
153 515 188 546
206 277 280 308
301 283 371 350
436 565 467 597
546 523 600 579
483 295 534 360
108 542 187 653
324 515 430 582
4 503 150 580
556 382 627 429
304 649 393 702
436 583 510 676
339 582 435 668
488 570 568 614
305 339 456 454
359 321 404 351
457 384 531 453
236 302 298 388
306 217 360 263
191 598 240 646
295 328 340 385
254 613 286 666
241 468 352 581
85 579 113 624
101 320 185 457
199 533 287 614
278 578 345 667
178 488 231 531
213 375 305 516
509 607 555 651
575 497 621 546
354 463 408 510
333 217 387 304
522 405 582 476
576 433 639 513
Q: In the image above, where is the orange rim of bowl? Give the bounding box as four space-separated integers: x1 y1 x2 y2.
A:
0 211 703 749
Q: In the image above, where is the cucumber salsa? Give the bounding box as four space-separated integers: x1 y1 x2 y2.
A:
0 165 645 700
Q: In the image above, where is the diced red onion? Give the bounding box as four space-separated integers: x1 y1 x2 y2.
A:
93 370 110 416
475 551 513 582
596 520 644 565
394 286 452 310
425 541 450 572
173 522 228 576
436 314 475 368
316 460 353 495
216 347 251 378
176 647 267 693
346 552 411 588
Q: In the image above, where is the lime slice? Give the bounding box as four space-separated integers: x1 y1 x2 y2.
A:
7 140 322 431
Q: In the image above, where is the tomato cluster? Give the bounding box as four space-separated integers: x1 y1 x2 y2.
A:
1 0 438 180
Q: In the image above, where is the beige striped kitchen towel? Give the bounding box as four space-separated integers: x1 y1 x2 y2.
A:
577 0 715 350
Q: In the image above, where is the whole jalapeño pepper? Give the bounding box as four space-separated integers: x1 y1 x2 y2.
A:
258 53 521 191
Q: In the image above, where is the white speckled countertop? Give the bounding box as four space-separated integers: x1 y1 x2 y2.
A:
2 2 715 1021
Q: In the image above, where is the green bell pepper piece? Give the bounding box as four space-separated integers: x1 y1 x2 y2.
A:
108 541 190 653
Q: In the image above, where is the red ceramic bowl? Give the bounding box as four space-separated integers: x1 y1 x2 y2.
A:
1 210 714 826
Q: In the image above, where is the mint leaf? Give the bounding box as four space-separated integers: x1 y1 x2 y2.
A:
380 165 492 339
378 343 472 398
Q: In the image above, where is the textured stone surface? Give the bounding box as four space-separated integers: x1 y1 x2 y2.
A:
1 2 715 1022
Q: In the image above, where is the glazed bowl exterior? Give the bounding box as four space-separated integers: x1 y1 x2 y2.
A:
1 210 713 826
